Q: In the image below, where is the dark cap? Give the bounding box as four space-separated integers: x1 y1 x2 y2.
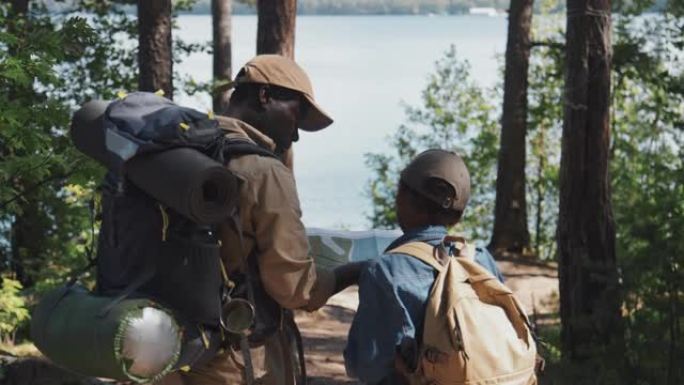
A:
234 55 333 132
400 149 471 212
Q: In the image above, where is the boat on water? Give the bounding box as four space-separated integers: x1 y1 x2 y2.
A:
469 7 501 16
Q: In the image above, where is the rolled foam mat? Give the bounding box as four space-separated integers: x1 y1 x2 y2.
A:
31 285 181 383
70 100 118 170
126 147 239 225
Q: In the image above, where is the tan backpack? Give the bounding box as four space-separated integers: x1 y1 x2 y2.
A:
388 240 538 385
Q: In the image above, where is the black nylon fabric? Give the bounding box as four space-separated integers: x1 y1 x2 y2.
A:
103 92 225 167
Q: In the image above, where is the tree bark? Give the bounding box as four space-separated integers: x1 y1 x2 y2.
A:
10 202 44 288
558 0 625 374
8 0 28 15
256 0 296 59
138 0 173 99
256 0 297 167
212 0 232 114
5 0 29 45
489 0 533 257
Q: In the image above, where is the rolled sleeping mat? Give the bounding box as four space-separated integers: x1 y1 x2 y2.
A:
126 147 239 225
31 285 182 383
70 100 120 170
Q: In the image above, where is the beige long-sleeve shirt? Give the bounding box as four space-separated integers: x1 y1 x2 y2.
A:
216 116 317 310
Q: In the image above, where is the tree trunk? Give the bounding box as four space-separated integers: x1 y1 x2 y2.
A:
256 0 297 167
10 202 44 288
138 0 173 99
256 0 296 59
489 0 533 258
8 0 28 15
212 0 232 114
5 0 29 48
558 0 625 376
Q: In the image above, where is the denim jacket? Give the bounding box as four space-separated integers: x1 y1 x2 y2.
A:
343 226 503 384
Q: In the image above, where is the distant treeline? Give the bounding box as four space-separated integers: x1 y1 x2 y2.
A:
189 0 513 15
186 0 669 15
42 0 669 16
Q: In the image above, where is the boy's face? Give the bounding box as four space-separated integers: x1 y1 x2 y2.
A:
395 184 429 232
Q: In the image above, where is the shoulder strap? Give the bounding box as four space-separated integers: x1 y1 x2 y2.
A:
222 139 278 161
388 242 445 272
391 241 461 355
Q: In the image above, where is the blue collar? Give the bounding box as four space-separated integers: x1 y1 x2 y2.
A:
385 225 448 252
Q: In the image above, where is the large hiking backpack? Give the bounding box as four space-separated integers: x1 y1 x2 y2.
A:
32 92 284 382
93 93 279 365
388 240 538 385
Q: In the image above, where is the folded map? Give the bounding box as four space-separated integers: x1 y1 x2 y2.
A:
306 228 402 269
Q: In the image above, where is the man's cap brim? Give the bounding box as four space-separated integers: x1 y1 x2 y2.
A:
300 93 333 132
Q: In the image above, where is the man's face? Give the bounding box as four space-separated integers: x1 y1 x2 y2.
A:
258 87 307 155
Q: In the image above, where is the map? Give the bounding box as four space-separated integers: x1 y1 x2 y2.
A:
306 228 402 269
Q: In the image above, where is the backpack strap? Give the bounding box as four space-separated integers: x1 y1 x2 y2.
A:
97 263 156 318
222 139 278 160
389 242 446 271
388 238 475 271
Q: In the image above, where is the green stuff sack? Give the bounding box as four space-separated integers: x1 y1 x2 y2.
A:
31 285 182 383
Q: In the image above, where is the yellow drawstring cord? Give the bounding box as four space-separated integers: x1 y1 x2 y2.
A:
158 204 169 241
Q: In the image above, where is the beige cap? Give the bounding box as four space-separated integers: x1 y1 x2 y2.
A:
235 55 333 131
400 149 471 212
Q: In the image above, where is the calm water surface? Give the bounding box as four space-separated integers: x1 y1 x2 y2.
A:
176 15 507 229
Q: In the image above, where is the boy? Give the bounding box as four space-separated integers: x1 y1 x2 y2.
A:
344 149 503 384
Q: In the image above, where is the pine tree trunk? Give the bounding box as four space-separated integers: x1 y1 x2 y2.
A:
490 0 533 257
8 0 27 15
5 0 29 53
212 0 232 114
256 0 297 167
256 0 296 59
138 0 173 99
10 203 44 288
558 0 625 375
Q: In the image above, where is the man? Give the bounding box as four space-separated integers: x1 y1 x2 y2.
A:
343 149 504 384
165 55 337 385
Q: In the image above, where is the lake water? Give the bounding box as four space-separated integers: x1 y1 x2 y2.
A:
175 15 508 229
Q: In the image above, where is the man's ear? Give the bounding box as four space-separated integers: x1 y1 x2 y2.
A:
257 85 271 107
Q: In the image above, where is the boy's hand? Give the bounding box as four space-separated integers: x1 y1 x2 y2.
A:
395 354 430 385
303 267 336 311
332 261 368 293
303 261 369 311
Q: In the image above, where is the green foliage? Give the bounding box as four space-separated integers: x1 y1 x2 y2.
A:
0 0 206 303
0 3 102 293
610 13 684 384
365 46 500 240
0 278 30 344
